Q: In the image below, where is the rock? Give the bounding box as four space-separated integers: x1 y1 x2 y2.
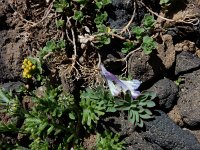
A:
99 112 161 150
142 110 200 150
108 0 133 29
128 51 155 82
157 34 176 69
175 51 200 75
167 105 184 126
149 78 178 110
177 85 200 126
186 129 200 143
179 69 200 91
0 81 24 91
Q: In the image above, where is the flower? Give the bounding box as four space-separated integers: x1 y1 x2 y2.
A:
100 64 141 99
22 58 36 79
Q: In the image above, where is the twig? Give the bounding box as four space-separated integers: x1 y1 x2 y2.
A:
97 52 101 69
10 1 54 28
120 1 137 34
71 28 77 57
139 1 175 22
139 0 200 26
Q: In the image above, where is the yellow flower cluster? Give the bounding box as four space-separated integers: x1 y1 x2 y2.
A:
22 59 36 78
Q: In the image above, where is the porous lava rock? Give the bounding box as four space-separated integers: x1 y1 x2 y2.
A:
149 78 178 110
178 85 200 127
175 51 200 75
142 110 200 150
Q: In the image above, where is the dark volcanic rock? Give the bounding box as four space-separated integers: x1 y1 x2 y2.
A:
175 51 200 75
142 110 200 150
149 78 178 110
108 0 133 29
177 69 200 126
100 112 162 150
128 51 155 82
178 85 200 126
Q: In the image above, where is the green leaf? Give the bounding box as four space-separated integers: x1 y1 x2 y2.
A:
73 10 84 22
56 19 64 28
135 111 139 123
144 109 153 115
159 0 171 5
106 107 117 112
53 0 69 12
97 24 107 33
94 12 108 25
121 42 135 54
95 0 111 9
141 36 157 54
146 100 156 108
140 113 152 119
69 112 76 120
142 14 155 28
136 119 144 127
132 26 145 40
47 125 54 135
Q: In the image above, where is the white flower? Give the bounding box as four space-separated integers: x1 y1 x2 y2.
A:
100 65 141 99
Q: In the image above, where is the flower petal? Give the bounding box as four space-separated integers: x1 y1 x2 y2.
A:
120 79 141 91
100 64 141 99
130 90 140 99
107 80 121 96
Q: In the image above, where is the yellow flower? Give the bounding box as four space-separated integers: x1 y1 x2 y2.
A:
22 65 25 69
27 74 32 78
107 27 111 33
24 58 28 63
27 60 32 66
32 65 36 70
22 58 36 79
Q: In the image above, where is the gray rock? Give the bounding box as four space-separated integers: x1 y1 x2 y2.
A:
0 81 24 91
100 112 162 150
175 51 200 75
149 78 178 110
108 0 133 29
179 69 200 92
128 51 155 82
142 110 200 150
178 85 200 126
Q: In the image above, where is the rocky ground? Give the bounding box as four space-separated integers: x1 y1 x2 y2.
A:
1 0 200 149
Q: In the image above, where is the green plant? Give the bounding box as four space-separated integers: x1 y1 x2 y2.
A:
141 36 157 54
73 10 84 22
142 14 155 29
29 138 49 150
23 86 78 149
94 12 108 25
116 91 156 127
174 77 184 86
96 131 124 150
56 19 65 28
0 88 22 117
0 122 19 133
39 40 66 58
80 87 107 128
53 0 69 12
121 41 135 54
22 57 43 81
132 26 145 40
95 0 111 9
159 0 172 6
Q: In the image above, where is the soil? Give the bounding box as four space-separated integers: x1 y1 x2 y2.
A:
1 0 200 149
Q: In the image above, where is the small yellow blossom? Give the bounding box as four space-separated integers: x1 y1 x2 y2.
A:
22 58 36 79
107 27 111 33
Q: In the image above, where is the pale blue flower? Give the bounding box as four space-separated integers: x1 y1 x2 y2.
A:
100 64 141 99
